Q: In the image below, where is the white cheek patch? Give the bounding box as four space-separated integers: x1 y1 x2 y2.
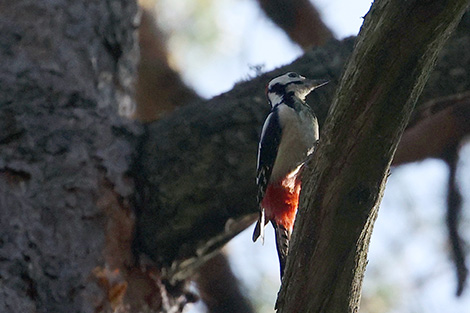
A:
268 92 284 108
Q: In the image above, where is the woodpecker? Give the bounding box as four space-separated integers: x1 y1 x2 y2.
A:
253 72 327 278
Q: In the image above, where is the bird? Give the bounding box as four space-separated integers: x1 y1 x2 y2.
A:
253 72 328 278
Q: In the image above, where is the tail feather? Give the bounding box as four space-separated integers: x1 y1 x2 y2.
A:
252 208 266 243
273 222 291 278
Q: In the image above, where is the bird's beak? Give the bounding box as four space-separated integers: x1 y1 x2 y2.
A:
305 79 329 91
297 79 329 100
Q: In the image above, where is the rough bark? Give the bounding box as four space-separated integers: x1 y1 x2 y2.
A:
0 0 144 312
135 11 470 283
276 1 470 312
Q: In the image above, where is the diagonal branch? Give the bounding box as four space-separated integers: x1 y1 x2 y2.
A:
195 252 255 313
394 92 470 165
276 1 470 312
256 0 334 48
134 8 200 122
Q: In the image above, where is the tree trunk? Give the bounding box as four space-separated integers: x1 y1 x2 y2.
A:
276 0 470 312
0 0 140 312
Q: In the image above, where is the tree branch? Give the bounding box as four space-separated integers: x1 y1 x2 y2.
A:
276 1 470 312
134 8 200 122
256 0 334 48
195 252 255 313
442 144 468 296
394 92 470 165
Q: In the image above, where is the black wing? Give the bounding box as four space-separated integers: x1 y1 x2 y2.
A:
253 109 282 242
256 109 282 205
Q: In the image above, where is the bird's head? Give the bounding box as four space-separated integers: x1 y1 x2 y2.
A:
266 72 328 107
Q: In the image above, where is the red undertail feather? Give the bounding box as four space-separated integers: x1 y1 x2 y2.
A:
261 175 301 232
261 172 302 277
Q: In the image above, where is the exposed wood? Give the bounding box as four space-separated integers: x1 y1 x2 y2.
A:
276 1 470 312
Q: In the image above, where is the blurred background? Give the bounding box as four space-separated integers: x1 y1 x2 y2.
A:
137 0 470 312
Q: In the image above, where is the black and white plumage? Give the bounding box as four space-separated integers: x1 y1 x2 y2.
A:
253 72 327 277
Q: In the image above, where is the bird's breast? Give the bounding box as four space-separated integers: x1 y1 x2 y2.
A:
270 105 318 182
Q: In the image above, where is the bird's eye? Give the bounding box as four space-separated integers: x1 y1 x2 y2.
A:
288 73 298 78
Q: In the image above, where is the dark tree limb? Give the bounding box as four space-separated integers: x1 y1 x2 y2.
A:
442 144 468 296
134 8 200 122
134 7 252 312
276 1 470 312
393 92 470 293
256 0 334 48
195 252 255 313
394 92 470 165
